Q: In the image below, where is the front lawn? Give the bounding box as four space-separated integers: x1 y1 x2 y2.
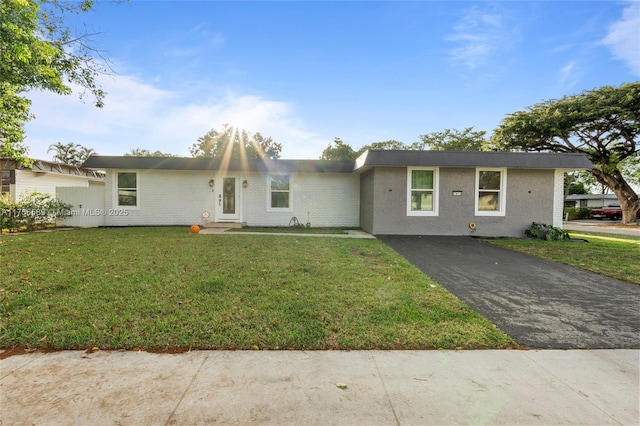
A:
0 227 514 351
488 231 640 285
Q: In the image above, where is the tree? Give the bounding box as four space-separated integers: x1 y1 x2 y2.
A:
356 140 407 157
48 142 96 166
563 172 588 198
411 127 490 151
190 124 282 159
124 148 179 157
493 83 640 224
0 0 107 165
321 138 357 160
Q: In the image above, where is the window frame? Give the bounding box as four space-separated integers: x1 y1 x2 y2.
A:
406 167 439 216
267 174 292 212
475 168 507 216
0 170 12 195
115 171 139 208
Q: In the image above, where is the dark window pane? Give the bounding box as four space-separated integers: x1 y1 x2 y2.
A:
118 190 137 206
479 171 501 190
411 170 433 190
411 191 433 211
118 172 137 189
271 192 289 208
271 175 289 190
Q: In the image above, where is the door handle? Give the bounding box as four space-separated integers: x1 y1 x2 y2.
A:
218 194 222 206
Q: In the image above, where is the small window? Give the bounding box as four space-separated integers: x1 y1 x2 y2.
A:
269 175 290 209
475 168 506 216
117 172 137 207
0 170 11 194
407 168 438 216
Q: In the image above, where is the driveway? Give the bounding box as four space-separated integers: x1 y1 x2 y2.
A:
379 236 640 349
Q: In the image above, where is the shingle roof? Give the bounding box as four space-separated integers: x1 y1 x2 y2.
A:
82 156 355 173
82 151 594 174
354 150 594 172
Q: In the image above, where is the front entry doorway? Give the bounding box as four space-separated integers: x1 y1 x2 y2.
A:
216 175 240 221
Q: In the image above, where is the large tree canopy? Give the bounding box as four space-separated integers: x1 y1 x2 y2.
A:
321 139 409 160
190 124 282 160
321 137 356 160
493 82 640 224
321 129 489 161
412 127 490 151
0 0 106 164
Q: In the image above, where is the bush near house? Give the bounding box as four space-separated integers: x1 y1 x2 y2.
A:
0 192 72 233
563 207 591 220
525 222 570 241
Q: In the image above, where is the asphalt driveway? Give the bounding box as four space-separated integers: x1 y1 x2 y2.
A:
379 236 640 349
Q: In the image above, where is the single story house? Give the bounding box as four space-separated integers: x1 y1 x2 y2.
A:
79 150 592 237
564 193 618 208
0 157 105 202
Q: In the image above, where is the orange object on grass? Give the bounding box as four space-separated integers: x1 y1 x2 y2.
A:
190 225 200 234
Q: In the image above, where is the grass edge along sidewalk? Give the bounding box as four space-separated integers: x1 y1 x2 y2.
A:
0 227 515 352
487 231 640 286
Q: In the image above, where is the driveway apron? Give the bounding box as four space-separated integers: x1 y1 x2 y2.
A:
379 236 640 349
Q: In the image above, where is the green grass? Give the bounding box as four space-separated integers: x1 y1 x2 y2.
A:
488 231 640 285
0 227 514 351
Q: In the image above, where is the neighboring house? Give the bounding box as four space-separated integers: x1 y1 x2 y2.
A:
564 193 618 208
80 150 592 237
0 157 105 202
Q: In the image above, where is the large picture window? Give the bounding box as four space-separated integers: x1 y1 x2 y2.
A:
407 167 438 216
475 168 506 216
269 175 290 209
117 172 137 207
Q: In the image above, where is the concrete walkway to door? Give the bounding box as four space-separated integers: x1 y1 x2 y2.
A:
379 236 640 349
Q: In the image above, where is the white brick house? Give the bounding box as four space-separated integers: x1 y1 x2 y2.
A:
81 157 360 228
81 151 593 236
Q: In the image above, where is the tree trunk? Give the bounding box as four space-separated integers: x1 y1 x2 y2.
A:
590 169 640 225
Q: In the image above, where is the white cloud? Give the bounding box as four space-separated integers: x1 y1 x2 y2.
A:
557 61 580 90
602 2 640 76
446 4 517 69
23 74 324 160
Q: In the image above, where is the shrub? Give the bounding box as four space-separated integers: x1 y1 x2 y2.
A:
0 191 72 232
563 207 591 220
525 222 570 241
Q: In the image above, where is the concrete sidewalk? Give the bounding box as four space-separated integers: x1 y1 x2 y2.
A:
2 349 638 425
199 228 376 238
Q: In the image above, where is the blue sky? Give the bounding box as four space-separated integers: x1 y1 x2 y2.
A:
24 0 640 160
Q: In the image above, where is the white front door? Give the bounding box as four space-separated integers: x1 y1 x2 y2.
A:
216 175 240 221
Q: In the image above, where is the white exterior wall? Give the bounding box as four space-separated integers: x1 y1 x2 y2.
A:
103 169 360 228
242 172 360 227
15 170 97 199
553 169 565 228
56 186 106 227
103 170 216 226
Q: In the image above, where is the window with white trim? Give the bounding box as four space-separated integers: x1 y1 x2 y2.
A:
269 175 290 210
407 167 438 216
475 168 506 216
117 172 137 207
